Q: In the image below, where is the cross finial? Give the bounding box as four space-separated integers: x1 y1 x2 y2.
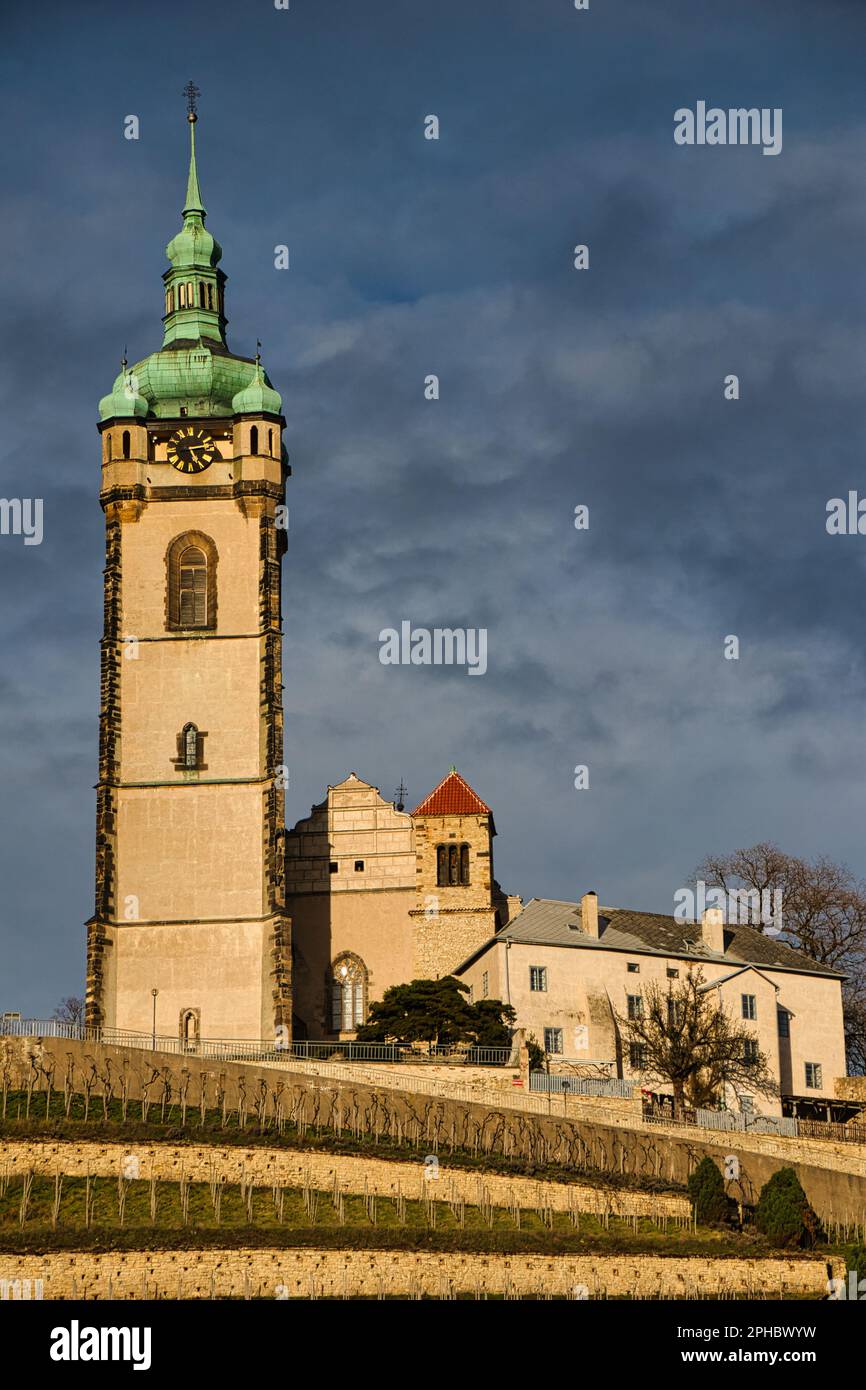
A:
184 80 200 122
255 339 262 366
394 780 408 813
121 345 128 370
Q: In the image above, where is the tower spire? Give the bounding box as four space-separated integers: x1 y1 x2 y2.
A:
183 82 205 219
161 83 226 349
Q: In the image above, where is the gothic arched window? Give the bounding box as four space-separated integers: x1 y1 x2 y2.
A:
436 843 470 887
250 425 259 455
179 1008 200 1049
330 954 367 1032
182 722 199 768
166 531 218 631
122 430 131 460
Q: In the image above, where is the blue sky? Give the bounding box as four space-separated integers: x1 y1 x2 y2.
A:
2 0 866 1014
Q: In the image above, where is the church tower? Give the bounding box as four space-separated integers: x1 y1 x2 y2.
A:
86 92 290 1044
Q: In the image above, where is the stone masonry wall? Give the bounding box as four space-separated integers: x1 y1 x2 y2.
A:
0 1249 840 1301
0 1140 689 1219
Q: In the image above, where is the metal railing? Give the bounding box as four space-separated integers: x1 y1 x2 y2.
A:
0 1019 514 1067
530 1073 633 1098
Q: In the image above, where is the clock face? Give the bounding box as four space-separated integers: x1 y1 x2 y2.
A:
167 427 218 474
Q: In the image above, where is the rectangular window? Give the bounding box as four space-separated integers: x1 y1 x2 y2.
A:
329 862 338 874
627 994 643 1020
629 1042 647 1070
805 1062 823 1090
667 997 684 1028
179 564 206 626
627 962 640 974
354 860 364 872
529 966 547 993
743 1039 759 1065
481 971 489 999
666 967 679 979
741 994 757 1021
544 1027 563 1055
777 1008 790 1038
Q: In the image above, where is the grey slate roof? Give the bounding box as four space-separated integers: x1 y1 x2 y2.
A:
456 898 844 980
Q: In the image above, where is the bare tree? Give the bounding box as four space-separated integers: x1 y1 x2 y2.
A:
52 997 85 1026
694 842 866 1073
694 842 866 967
617 969 778 1115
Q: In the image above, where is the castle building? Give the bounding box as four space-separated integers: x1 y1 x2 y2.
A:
286 769 521 1037
86 105 290 1044
82 101 848 1116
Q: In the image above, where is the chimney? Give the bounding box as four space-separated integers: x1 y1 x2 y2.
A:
581 891 600 939
701 907 725 954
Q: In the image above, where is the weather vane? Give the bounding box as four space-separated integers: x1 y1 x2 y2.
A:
184 81 200 121
394 780 407 813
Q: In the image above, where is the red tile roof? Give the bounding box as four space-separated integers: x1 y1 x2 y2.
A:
411 769 492 819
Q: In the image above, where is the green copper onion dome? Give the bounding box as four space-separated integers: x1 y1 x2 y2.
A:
98 365 149 421
98 96 283 424
232 361 282 416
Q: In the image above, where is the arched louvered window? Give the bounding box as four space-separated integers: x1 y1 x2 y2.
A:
166 532 218 631
331 954 367 1032
436 843 470 887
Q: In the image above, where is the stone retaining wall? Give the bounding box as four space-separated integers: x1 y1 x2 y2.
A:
0 1140 689 1218
0 1249 840 1301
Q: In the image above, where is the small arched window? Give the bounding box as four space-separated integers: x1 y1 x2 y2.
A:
436 843 470 887
106 433 112 463
199 281 206 306
268 429 274 456
182 721 199 768
250 425 259 455
331 954 367 1032
122 430 131 460
166 531 218 631
180 1008 200 1049
165 288 172 315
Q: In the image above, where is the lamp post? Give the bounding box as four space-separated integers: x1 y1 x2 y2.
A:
151 988 159 1051
562 1077 571 1116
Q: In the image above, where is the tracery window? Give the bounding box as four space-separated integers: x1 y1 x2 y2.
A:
330 954 367 1032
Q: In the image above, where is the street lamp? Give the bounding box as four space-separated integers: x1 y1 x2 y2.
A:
562 1078 571 1116
151 988 159 1050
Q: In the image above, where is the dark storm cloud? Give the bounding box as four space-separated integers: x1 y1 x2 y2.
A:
1 0 865 1013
